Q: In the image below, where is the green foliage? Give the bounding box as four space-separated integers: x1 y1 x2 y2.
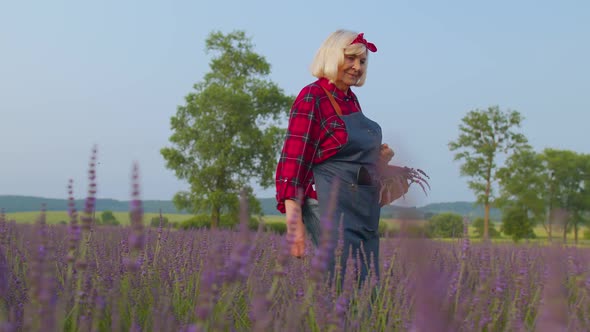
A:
496 148 590 243
583 229 590 240
264 221 287 235
448 106 529 239
247 218 285 234
101 210 115 221
179 214 237 229
150 216 169 228
541 149 590 241
178 214 287 235
496 148 546 234
100 210 120 226
500 206 536 242
427 212 464 238
387 223 432 238
378 223 389 237
472 217 500 238
161 30 293 227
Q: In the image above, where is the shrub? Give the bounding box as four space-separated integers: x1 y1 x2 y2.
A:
265 222 287 235
583 228 590 240
150 216 169 228
379 222 431 238
248 217 261 231
378 223 389 237
427 212 464 238
100 210 119 226
179 215 215 230
472 217 501 238
400 223 432 238
179 214 258 230
500 206 536 242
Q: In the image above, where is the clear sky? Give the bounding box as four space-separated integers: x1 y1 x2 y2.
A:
1 0 589 207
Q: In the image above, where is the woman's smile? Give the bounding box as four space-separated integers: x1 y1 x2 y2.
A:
335 54 367 91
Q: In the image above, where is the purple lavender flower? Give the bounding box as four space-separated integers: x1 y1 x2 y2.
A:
125 163 145 274
81 146 98 231
0 242 8 305
249 294 272 331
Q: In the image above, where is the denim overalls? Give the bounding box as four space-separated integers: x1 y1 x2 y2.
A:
303 106 382 284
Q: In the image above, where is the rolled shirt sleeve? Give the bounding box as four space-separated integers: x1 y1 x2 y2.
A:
275 78 357 213
275 89 320 213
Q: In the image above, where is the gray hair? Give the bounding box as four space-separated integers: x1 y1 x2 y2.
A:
310 29 369 86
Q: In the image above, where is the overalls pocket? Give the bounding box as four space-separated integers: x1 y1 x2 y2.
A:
348 183 380 233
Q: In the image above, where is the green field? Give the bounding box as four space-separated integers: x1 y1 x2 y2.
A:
4 211 291 226
5 210 589 245
3 211 191 225
238 215 590 244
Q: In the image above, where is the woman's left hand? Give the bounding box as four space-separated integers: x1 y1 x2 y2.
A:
379 144 395 164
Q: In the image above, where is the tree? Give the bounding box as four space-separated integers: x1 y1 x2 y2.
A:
496 148 546 240
541 149 590 244
472 217 500 238
427 212 464 238
161 31 293 227
496 148 590 243
449 106 529 240
500 206 536 242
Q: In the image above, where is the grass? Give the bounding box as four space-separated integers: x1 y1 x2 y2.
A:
4 211 190 225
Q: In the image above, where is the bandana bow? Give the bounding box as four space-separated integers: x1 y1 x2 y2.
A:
350 33 377 52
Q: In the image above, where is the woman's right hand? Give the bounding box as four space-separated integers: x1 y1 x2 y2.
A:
285 199 305 258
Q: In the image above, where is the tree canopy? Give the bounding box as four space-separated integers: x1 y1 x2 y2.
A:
449 106 529 240
541 149 590 243
161 30 293 227
427 212 464 238
496 148 545 241
495 147 590 243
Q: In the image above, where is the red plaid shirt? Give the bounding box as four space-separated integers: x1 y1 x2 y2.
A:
275 78 363 213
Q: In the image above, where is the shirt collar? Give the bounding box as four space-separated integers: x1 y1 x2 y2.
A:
317 78 355 100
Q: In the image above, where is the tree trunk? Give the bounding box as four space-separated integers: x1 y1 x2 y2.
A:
483 177 491 241
484 203 490 241
545 207 553 242
211 206 220 229
574 223 578 245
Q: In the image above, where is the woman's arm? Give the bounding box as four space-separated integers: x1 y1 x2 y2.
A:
276 86 323 257
284 199 305 258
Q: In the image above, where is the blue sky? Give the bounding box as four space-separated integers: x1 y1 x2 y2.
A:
1 0 589 207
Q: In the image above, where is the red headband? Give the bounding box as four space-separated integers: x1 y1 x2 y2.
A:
350 33 377 52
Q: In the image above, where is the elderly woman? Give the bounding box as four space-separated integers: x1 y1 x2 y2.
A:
275 30 409 284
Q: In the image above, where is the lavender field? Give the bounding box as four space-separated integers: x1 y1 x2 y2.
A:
1 157 589 332
1 206 590 331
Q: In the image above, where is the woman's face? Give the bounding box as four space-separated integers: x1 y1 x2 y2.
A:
334 52 367 91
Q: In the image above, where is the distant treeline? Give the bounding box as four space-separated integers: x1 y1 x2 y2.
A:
1 195 501 220
260 198 501 220
0 195 188 215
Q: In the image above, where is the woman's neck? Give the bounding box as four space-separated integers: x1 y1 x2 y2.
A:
333 81 350 93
